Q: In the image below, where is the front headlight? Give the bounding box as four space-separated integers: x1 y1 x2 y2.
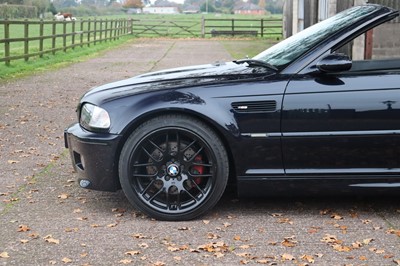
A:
80 103 111 131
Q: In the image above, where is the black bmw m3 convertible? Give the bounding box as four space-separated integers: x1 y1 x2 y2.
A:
65 4 400 220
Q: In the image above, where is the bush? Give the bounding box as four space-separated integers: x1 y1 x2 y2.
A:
0 4 38 19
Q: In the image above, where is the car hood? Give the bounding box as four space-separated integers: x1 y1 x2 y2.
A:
83 61 274 102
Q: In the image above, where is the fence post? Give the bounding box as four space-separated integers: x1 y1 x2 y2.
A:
129 19 133 35
105 19 108 41
63 21 67 52
72 20 76 49
201 16 205 38
94 19 97 45
39 19 44 57
24 19 29 61
231 19 234 36
99 19 103 43
80 20 84 47
4 19 10 66
87 19 91 47
52 21 56 55
261 19 264 38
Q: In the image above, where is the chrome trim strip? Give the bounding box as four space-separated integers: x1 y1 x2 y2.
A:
286 168 400 174
349 183 400 188
245 169 285 175
241 130 400 138
241 133 281 138
282 130 400 137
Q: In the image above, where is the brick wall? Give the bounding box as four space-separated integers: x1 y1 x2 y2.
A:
372 22 400 59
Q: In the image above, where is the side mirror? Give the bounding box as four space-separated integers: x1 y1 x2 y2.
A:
316 54 352 73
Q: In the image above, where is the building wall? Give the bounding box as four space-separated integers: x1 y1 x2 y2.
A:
372 22 400 59
369 0 400 59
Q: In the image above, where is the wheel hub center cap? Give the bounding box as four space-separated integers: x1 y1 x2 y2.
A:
167 164 180 177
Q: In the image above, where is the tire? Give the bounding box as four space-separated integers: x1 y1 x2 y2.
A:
119 114 229 221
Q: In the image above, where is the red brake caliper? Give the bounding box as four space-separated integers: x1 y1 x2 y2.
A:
192 155 204 184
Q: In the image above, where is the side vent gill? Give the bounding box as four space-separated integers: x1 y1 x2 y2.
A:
231 100 277 113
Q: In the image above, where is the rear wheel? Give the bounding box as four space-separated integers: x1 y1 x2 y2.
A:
119 114 229 221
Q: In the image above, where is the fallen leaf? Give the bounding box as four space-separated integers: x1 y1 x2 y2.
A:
65 227 79 232
167 246 180 252
139 243 149 249
359 255 367 261
132 233 148 239
125 250 140 256
0 252 9 258
281 253 295 261
44 235 60 244
394 259 400 265
223 222 232 228
58 193 69 200
203 220 210 225
352 241 362 249
178 227 190 231
234 235 241 241
8 160 19 164
20 239 29 244
332 244 351 252
308 226 322 234
119 259 132 264
107 223 118 228
17 224 30 232
300 254 315 263
28 232 39 239
281 239 297 248
277 218 293 224
331 214 343 220
363 238 374 245
62 257 72 263
207 233 221 239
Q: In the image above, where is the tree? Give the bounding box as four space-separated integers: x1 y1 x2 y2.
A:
47 2 57 14
122 0 143 8
24 0 50 17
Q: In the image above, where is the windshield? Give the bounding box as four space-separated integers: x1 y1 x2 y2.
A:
253 5 378 69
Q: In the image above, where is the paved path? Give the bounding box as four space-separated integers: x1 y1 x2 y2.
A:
0 39 232 202
0 39 399 266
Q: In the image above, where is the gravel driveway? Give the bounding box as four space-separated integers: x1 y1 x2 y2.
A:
1 38 399 266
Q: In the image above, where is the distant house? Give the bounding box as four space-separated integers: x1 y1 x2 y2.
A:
182 5 200 14
234 3 266 15
283 0 400 60
143 0 180 14
143 6 179 14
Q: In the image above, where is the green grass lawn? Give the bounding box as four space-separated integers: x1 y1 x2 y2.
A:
0 13 281 80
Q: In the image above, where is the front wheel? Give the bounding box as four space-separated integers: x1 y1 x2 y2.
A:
119 114 229 221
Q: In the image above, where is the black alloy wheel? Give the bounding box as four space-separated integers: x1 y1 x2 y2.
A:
119 115 229 221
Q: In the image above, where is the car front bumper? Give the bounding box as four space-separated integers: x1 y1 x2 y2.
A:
64 123 123 192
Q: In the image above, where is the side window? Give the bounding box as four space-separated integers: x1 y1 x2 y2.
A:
337 20 400 61
333 19 400 72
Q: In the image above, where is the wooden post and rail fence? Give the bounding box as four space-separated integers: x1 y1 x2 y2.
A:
0 17 282 65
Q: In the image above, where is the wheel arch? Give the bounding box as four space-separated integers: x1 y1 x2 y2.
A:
114 108 238 189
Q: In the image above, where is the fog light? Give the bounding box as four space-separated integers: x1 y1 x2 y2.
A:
79 179 91 188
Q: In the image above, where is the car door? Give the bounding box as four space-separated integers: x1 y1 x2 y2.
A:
281 60 400 178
